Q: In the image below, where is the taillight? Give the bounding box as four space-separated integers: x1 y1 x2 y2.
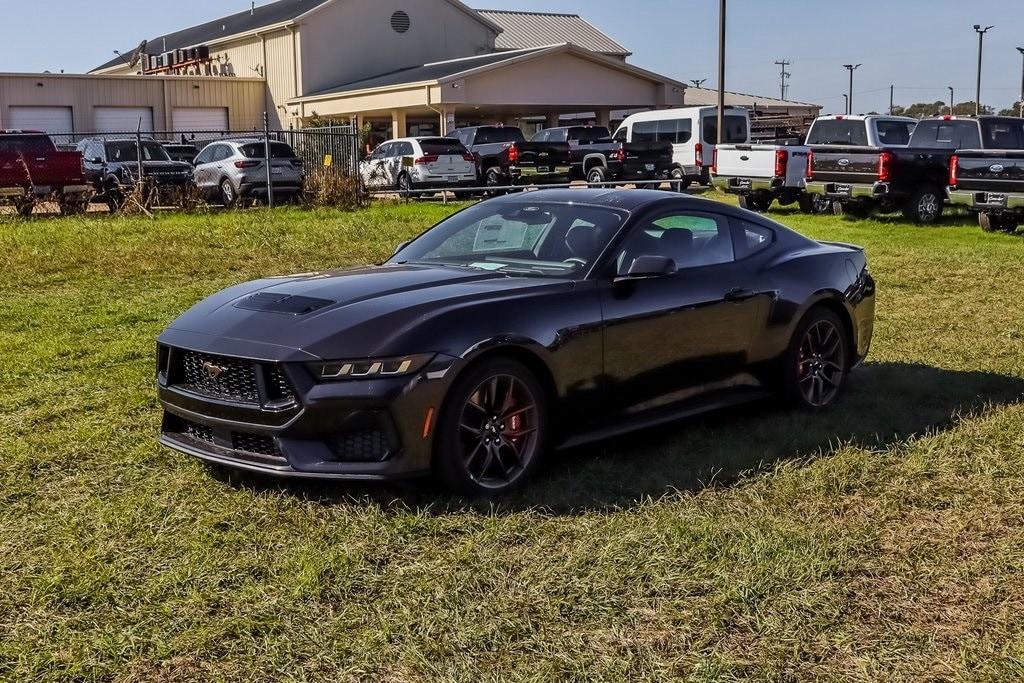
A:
878 151 894 182
611 147 626 163
694 143 703 168
774 149 788 178
462 153 475 163
949 154 958 188
806 150 814 180
507 143 519 164
414 155 439 164
711 148 718 175
234 160 260 168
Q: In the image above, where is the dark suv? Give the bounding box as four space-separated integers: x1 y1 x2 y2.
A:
77 137 193 212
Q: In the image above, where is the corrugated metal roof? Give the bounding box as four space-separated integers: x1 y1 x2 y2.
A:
684 86 819 109
477 9 631 57
302 48 545 97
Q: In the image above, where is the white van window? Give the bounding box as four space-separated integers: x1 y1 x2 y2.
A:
657 119 692 144
613 127 627 143
702 115 748 144
633 121 658 143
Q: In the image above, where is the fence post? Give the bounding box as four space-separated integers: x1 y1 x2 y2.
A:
263 111 274 209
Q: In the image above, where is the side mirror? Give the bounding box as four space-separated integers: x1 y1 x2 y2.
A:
616 254 676 281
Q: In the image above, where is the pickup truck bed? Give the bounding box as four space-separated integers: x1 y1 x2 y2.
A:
711 143 814 212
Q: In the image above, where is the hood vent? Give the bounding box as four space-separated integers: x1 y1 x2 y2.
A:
235 292 334 315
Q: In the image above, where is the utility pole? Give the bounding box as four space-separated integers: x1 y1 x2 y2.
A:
263 111 274 209
973 24 994 116
842 94 848 115
948 86 955 115
842 64 861 115
889 85 894 115
1017 47 1024 117
690 78 707 88
716 0 726 145
775 59 791 100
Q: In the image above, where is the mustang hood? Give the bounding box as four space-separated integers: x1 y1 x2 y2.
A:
160 264 568 361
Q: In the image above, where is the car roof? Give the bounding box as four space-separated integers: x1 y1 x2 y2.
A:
485 188 731 213
622 107 747 124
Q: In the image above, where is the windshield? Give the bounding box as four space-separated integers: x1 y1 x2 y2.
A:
806 119 869 146
105 141 170 162
390 201 627 278
475 127 525 145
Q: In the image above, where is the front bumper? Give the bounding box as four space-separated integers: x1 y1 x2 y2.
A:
156 335 461 481
806 180 889 200
947 188 1024 212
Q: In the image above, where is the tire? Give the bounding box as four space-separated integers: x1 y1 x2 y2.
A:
484 168 507 197
434 357 548 496
739 193 770 212
397 173 413 199
781 307 850 410
902 186 943 224
833 200 871 218
219 179 237 208
106 191 123 214
586 165 608 188
799 193 829 214
669 167 689 192
978 212 1018 233
14 199 34 218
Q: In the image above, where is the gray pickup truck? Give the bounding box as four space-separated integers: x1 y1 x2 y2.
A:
947 117 1024 232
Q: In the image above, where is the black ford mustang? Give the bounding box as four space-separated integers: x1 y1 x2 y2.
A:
157 189 875 494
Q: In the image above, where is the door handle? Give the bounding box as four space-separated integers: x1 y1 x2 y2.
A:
725 287 756 302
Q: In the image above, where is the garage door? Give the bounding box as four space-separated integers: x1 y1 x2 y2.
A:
8 106 73 134
94 107 154 134
172 107 229 133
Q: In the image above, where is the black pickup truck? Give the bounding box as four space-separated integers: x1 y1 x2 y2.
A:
449 126 571 194
947 117 1024 232
806 116 988 223
531 125 674 188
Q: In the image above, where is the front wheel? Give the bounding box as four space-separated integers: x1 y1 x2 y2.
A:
435 358 548 496
397 173 413 199
484 168 507 197
782 308 849 410
669 167 689 193
902 186 943 224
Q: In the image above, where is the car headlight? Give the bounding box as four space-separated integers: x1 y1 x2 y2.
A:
309 354 435 381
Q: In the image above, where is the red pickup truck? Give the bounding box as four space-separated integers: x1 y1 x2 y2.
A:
0 131 91 216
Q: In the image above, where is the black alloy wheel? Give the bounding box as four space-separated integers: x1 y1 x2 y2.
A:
785 309 848 409
485 168 507 197
436 359 547 495
903 186 943 224
669 167 689 192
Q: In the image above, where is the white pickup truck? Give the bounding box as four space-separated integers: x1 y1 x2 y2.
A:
711 143 821 213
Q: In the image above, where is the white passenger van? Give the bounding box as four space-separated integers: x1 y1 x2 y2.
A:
613 106 751 188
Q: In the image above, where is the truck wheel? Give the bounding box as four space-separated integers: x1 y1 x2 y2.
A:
586 166 608 188
902 186 943 224
739 194 770 212
833 200 871 218
798 194 827 214
13 199 35 218
484 168 507 197
669 167 689 193
978 212 998 232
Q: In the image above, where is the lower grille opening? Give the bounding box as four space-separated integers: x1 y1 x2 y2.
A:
328 411 399 462
232 432 283 459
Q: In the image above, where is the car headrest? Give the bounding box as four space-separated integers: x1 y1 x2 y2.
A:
564 224 599 259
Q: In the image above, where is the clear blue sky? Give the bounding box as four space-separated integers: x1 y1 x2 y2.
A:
3 0 1022 113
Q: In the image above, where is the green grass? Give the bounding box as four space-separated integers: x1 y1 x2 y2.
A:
2 196 1024 682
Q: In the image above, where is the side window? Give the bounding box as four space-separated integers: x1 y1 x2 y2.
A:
534 130 549 143
633 121 658 143
371 143 390 159
214 145 233 162
733 219 774 259
615 212 734 272
613 127 628 143
398 141 414 156
194 145 215 165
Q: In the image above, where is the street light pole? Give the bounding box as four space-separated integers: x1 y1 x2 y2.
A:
1017 47 1024 117
947 87 954 115
842 64 861 114
842 94 848 115
716 0 726 145
973 24 994 116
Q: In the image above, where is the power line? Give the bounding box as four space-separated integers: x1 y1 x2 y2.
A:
774 59 791 100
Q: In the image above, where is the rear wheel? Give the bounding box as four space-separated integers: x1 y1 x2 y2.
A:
484 168 507 197
739 193 770 212
902 186 943 224
586 165 608 188
979 212 1018 233
799 193 829 214
397 173 413 199
669 167 689 192
435 358 548 496
219 179 237 208
782 308 849 409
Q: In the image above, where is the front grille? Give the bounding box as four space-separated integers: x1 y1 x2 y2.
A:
182 419 214 445
179 351 261 404
232 432 282 458
265 365 296 404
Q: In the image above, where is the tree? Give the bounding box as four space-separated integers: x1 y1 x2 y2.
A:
891 101 994 118
998 102 1023 117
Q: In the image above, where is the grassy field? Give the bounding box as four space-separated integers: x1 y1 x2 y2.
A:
2 195 1024 682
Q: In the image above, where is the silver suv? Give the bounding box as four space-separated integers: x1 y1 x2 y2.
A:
192 139 305 206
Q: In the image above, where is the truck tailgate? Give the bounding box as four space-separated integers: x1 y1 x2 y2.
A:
955 150 1024 193
515 142 571 175
714 145 776 178
810 146 880 184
